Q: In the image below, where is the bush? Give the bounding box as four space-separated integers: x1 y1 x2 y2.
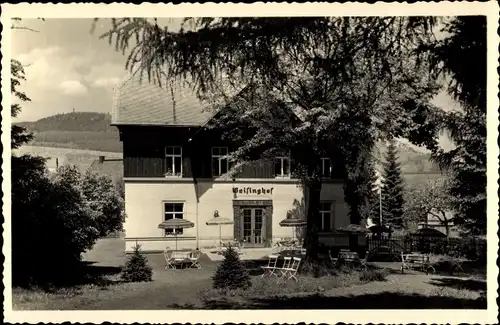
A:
11 158 126 287
213 246 251 291
299 260 336 277
121 245 153 283
359 269 388 282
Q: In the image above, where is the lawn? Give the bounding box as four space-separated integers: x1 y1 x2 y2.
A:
11 238 487 310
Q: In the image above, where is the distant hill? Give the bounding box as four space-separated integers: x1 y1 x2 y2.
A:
15 112 441 174
17 112 122 152
17 112 117 132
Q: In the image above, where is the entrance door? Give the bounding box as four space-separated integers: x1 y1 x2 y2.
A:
241 207 266 247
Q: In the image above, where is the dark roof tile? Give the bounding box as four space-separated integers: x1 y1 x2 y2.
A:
112 73 214 126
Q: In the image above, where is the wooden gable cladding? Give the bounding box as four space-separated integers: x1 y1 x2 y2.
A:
119 125 342 179
236 160 275 179
121 125 196 178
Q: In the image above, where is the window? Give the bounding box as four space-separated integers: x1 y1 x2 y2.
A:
165 146 182 177
274 152 291 178
319 202 333 232
321 158 332 178
164 202 184 235
212 147 229 177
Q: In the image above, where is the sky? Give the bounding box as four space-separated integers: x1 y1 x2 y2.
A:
11 18 183 122
11 18 457 149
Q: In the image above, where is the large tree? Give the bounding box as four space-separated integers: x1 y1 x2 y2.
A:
404 178 453 237
99 17 442 260
11 59 34 149
420 16 486 234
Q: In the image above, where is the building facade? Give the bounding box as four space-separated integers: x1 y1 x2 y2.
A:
113 74 353 253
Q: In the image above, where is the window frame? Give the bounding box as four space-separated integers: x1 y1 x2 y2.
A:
320 157 332 178
319 201 334 232
211 146 230 177
163 201 185 236
164 146 183 177
274 151 291 178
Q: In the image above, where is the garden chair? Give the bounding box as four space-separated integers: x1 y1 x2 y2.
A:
275 256 293 280
260 255 279 278
189 251 202 269
163 250 175 269
278 257 302 282
328 250 339 268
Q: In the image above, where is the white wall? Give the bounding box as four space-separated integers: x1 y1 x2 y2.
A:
124 179 350 252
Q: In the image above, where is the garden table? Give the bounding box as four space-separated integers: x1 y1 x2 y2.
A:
338 251 367 269
401 253 435 274
168 250 193 269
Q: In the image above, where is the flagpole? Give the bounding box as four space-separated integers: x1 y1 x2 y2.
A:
379 188 382 225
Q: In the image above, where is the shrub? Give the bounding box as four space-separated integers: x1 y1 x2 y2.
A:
299 260 335 278
11 158 126 287
359 269 388 282
121 245 153 283
213 246 251 290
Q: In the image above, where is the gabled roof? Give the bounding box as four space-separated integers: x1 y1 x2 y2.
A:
111 72 303 128
111 73 214 126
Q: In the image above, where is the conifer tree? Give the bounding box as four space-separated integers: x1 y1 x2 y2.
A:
121 244 153 283
213 246 251 290
381 139 405 227
421 16 486 235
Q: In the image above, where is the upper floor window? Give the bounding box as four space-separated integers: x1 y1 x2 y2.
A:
321 158 332 178
319 202 333 232
165 146 182 177
164 202 184 235
275 153 291 178
212 147 229 177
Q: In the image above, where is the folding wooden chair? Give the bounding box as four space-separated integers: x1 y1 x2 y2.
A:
279 257 302 282
163 250 175 269
189 251 202 269
276 257 293 280
260 255 279 278
328 250 339 268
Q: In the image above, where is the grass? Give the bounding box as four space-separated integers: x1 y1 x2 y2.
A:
11 238 487 310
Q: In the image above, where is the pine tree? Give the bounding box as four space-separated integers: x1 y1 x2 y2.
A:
381 139 405 227
213 246 251 290
121 244 153 282
422 16 486 235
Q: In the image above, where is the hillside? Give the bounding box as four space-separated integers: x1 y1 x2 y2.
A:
17 112 117 132
15 112 440 173
17 112 122 152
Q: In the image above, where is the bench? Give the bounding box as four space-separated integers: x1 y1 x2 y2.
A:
401 253 435 274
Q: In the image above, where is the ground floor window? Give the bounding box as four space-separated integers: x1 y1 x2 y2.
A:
164 202 184 235
319 202 333 232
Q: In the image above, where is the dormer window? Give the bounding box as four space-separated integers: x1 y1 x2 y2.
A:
275 151 291 178
321 158 332 178
165 146 182 177
212 147 229 177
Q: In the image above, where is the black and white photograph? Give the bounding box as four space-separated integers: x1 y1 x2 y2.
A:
2 2 498 324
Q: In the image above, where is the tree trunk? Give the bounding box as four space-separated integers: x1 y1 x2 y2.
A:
442 212 450 238
304 178 322 262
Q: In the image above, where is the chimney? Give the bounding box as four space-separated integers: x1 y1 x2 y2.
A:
99 156 105 164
